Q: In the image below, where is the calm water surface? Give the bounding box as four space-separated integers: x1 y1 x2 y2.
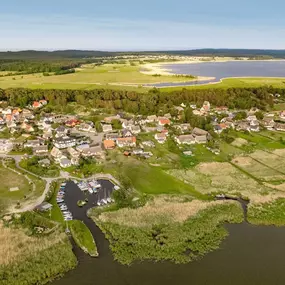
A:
146 60 285 87
53 182 285 285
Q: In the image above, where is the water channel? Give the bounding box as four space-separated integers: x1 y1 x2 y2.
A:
52 181 285 285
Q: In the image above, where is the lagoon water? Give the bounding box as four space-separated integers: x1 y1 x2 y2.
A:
147 60 285 87
53 182 285 285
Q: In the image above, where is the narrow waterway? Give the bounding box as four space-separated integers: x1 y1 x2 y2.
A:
53 182 285 285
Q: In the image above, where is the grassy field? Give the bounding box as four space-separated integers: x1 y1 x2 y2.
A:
105 155 205 199
0 163 32 213
69 220 98 257
1 62 285 91
41 181 64 223
162 77 285 92
0 63 193 91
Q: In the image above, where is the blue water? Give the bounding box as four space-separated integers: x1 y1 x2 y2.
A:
145 60 285 87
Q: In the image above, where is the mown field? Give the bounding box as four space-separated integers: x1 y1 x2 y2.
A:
0 163 32 213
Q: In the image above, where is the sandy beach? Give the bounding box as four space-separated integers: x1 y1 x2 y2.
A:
140 57 285 78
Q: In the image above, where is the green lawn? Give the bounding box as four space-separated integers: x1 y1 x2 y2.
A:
110 157 206 199
0 163 32 212
69 220 98 257
162 77 285 92
42 181 64 223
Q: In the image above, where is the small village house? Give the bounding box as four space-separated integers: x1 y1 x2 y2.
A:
60 157 71 168
175 134 196 145
103 140 116 150
33 145 49 156
102 124 113 133
154 133 167 144
116 137 136 148
0 139 13 153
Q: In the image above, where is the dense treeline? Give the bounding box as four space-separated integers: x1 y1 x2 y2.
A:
0 86 281 114
0 59 83 74
1 49 285 59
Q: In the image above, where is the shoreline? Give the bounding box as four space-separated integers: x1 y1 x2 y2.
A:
140 58 285 78
147 76 285 88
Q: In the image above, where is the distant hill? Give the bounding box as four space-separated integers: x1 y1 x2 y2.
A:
1 49 285 60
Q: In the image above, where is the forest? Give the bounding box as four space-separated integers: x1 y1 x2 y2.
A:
0 86 280 115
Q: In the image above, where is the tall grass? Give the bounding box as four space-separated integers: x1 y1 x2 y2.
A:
93 199 244 265
0 214 77 284
248 198 285 226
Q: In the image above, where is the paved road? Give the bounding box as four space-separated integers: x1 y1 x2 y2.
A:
1 153 120 214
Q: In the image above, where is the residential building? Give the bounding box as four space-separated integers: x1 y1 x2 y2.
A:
60 157 72 168
192 127 210 138
146 115 157 123
103 115 120 124
55 126 69 137
33 101 42 109
33 146 49 156
103 140 116 150
236 121 250 132
54 136 77 149
76 144 90 152
175 123 191 134
195 135 208 144
176 135 196 145
67 147 80 158
24 140 41 148
116 137 136 148
50 147 63 161
154 133 167 144
65 119 80 128
121 129 133 137
105 132 120 141
201 101 211 113
81 146 105 158
141 141 155 148
130 125 141 134
262 118 275 130
0 139 13 153
275 123 285 132
247 115 257 122
215 106 229 114
38 158 51 167
158 118 171 126
78 123 93 132
102 124 113 133
21 122 34 133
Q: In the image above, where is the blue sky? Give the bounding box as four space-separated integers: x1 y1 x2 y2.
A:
1 0 285 50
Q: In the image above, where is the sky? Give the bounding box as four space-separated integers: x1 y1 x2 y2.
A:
1 0 285 51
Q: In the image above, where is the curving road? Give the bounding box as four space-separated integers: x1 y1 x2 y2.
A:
0 154 120 213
